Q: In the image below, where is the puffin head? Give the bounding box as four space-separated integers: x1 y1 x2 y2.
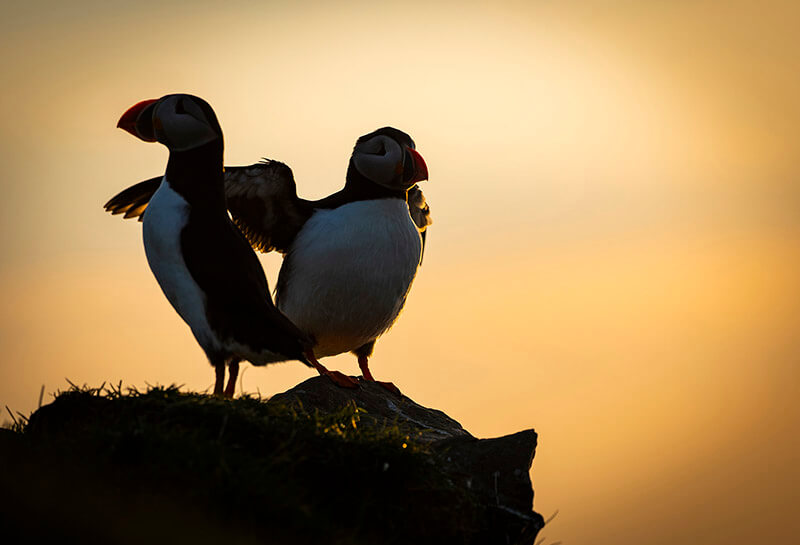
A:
350 127 428 191
117 94 222 152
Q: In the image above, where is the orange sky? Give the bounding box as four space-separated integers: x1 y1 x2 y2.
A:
1 1 798 543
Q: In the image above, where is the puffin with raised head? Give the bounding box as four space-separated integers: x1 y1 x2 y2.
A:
107 118 431 395
114 93 358 397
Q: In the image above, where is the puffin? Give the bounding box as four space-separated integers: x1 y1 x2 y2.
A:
107 116 431 395
114 93 359 398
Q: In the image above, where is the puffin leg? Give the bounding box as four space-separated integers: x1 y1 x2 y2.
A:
357 355 375 381
224 360 240 399
305 350 359 389
213 362 225 397
358 355 401 396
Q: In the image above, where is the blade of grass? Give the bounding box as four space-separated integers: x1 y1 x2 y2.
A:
5 406 18 427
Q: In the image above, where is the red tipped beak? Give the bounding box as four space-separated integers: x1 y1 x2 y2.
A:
117 99 158 141
406 147 429 183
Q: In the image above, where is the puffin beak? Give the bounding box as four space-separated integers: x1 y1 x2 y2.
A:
117 99 159 142
405 146 429 183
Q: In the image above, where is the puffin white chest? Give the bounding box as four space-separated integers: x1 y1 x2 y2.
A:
142 179 216 350
277 198 422 357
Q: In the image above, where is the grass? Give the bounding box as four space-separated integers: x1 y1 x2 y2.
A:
0 383 480 545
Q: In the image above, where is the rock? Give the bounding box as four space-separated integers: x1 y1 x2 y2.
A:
270 376 471 442
270 377 545 544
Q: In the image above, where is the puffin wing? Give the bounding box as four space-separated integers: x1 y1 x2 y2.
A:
103 176 161 221
223 160 314 254
104 159 313 253
407 184 433 264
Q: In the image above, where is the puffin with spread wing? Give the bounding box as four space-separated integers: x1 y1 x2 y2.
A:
108 100 431 396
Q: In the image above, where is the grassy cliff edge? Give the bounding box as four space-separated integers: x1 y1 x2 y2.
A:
1 380 542 544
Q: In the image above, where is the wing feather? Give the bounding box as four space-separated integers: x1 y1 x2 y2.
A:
223 160 313 254
103 176 161 222
407 184 433 264
407 185 432 233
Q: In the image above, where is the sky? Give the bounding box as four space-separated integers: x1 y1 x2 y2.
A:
1 1 798 543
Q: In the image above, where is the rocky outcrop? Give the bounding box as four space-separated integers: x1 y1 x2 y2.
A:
272 377 544 544
1 378 543 545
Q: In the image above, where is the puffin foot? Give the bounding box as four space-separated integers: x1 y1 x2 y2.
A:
305 350 359 389
363 378 402 396
326 370 360 389
356 355 400 395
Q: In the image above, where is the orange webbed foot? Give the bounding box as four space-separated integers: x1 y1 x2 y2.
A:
364 378 401 396
326 370 360 389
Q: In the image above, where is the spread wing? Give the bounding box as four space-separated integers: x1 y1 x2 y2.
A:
103 160 314 254
223 160 314 254
407 184 433 264
104 176 161 222
104 162 432 258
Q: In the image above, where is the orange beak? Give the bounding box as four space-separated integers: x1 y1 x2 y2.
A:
117 99 158 142
406 147 429 183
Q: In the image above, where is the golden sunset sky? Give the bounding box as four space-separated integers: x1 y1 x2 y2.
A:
1 1 798 543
